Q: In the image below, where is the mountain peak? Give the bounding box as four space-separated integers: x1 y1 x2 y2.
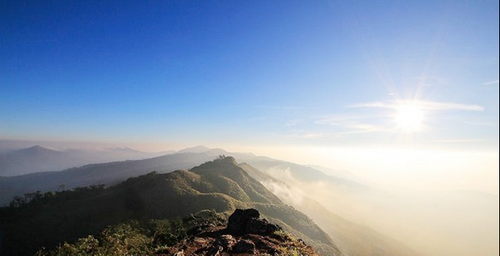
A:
178 145 212 153
193 156 240 172
27 145 47 150
21 145 59 154
178 145 228 155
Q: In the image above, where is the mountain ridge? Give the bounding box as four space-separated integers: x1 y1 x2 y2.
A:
0 157 341 256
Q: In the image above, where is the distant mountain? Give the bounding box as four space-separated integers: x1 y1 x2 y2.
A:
0 145 169 177
0 146 370 206
0 157 340 256
0 146 370 204
0 145 64 176
177 145 226 154
0 151 220 205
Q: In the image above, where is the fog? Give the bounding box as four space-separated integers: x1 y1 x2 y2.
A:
256 164 499 256
233 145 499 195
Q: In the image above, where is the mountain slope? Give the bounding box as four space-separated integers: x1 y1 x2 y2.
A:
0 157 340 256
0 145 167 177
0 152 219 205
239 163 421 256
0 146 65 176
34 208 321 256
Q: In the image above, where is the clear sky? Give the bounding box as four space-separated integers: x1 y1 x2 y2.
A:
1 1 498 192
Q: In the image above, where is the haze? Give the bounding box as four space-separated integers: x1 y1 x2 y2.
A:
1 1 498 256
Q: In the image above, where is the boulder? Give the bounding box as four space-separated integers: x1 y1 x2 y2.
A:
232 239 256 253
227 208 281 236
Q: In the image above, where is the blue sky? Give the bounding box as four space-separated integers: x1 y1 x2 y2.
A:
1 1 499 191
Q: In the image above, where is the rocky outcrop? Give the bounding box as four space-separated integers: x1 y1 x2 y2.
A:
227 208 280 236
162 208 320 256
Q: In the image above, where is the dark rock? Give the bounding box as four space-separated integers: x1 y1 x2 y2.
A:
246 217 280 235
187 223 213 236
232 239 256 253
206 245 223 256
227 208 281 236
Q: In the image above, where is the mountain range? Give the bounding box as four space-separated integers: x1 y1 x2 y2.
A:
0 157 340 256
0 145 170 177
0 145 497 256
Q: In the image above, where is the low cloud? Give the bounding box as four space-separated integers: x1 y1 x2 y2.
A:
352 100 484 111
312 114 389 137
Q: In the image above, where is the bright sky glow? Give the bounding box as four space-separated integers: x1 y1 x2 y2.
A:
395 103 424 132
0 1 498 193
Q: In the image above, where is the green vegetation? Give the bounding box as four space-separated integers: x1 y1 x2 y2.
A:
33 210 225 256
0 157 339 256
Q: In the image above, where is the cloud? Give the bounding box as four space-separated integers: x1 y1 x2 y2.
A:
315 114 375 125
352 100 484 111
426 139 489 144
290 132 327 139
483 79 499 85
314 114 389 136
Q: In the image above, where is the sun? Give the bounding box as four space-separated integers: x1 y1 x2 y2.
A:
395 103 424 132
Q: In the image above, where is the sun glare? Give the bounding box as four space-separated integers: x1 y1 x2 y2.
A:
395 103 424 132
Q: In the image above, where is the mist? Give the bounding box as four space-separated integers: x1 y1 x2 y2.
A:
254 164 499 256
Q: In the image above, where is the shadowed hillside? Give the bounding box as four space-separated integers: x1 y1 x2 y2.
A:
32 208 322 256
0 152 219 205
0 157 340 256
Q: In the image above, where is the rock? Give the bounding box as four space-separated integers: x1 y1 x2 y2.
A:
227 208 281 236
246 217 280 235
232 239 256 253
187 223 213 236
216 234 236 250
206 245 223 256
173 250 184 256
193 237 208 244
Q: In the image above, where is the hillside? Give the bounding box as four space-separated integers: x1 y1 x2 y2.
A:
0 146 365 206
32 208 321 256
240 163 421 256
0 145 166 177
0 151 219 205
164 208 321 256
0 157 340 256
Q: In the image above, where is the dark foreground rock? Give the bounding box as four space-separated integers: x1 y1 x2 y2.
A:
227 208 280 236
162 208 320 256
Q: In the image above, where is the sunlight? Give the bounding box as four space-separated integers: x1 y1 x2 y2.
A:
395 103 424 132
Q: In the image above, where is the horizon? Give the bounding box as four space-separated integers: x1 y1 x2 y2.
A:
1 140 498 196
1 2 499 200
1 2 498 256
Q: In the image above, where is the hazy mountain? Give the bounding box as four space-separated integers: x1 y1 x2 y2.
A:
0 151 220 205
239 153 499 256
0 145 171 177
0 146 65 176
0 157 340 256
2 146 494 256
0 146 370 207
